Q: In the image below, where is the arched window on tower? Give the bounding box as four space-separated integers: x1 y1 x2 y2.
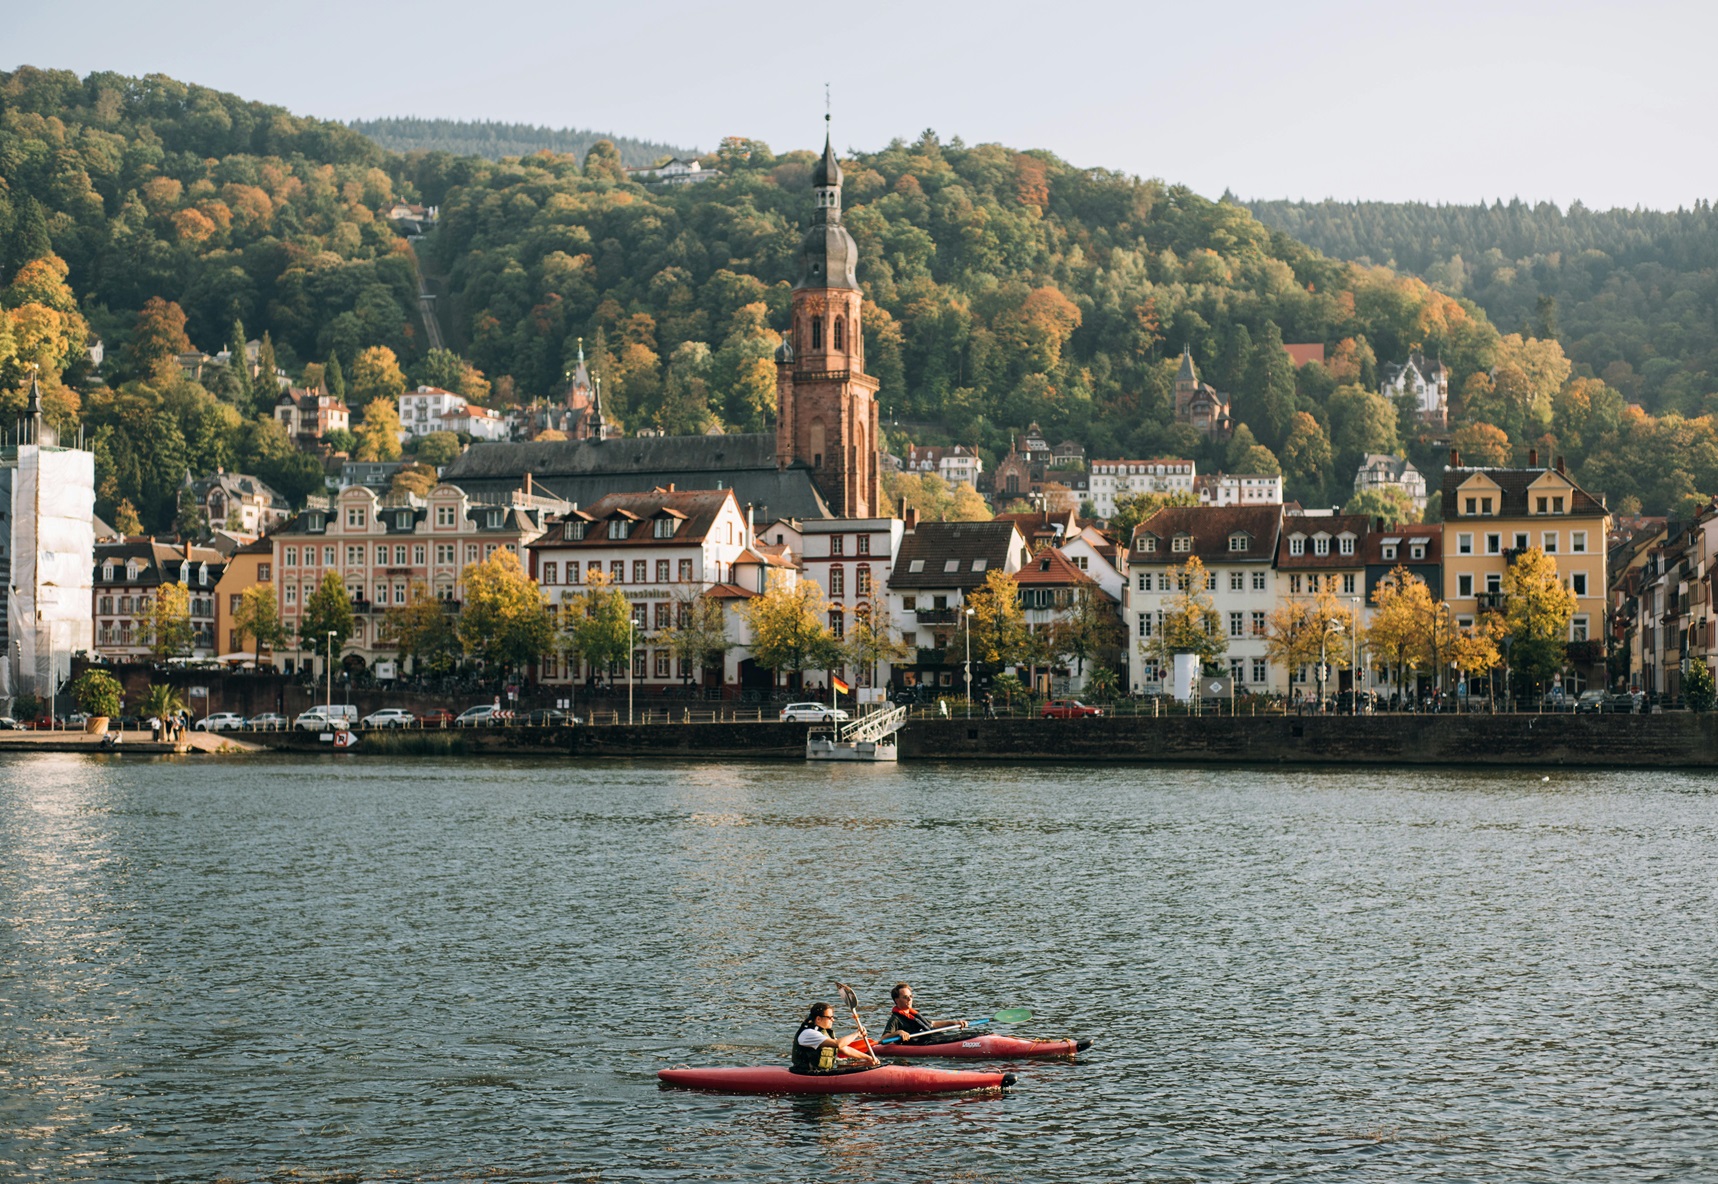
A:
809 419 826 469
811 317 823 350
833 316 844 351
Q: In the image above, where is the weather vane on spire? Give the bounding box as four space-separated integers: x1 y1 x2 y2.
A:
825 82 831 124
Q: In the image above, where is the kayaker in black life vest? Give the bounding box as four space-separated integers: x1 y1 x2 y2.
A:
791 1002 879 1072
881 983 968 1042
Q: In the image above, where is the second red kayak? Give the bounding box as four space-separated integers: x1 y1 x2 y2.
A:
658 1064 1014 1095
858 1034 1092 1059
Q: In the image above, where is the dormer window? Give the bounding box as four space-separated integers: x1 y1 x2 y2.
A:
1171 534 1192 553
179 562 189 584
653 518 680 539
1138 536 1156 553
126 561 140 580
487 509 503 528
1289 535 1305 556
1313 535 1330 556
608 519 630 540
1228 533 1249 552
1339 535 1355 556
398 511 412 529
563 521 587 541
102 563 113 581
1382 544 1397 561
347 508 366 527
198 562 209 586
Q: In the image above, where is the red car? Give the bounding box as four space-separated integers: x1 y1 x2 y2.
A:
420 708 457 727
1040 699 1103 719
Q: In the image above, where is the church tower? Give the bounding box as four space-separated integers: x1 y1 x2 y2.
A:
775 121 880 518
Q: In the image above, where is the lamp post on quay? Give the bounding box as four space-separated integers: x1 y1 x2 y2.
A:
1349 595 1361 714
964 608 975 719
1318 619 1343 713
326 631 335 709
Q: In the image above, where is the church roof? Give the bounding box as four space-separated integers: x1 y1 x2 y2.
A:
441 433 834 521
1177 346 1198 383
811 131 843 189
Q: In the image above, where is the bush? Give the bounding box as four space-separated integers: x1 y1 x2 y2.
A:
71 670 123 717
1685 661 1715 712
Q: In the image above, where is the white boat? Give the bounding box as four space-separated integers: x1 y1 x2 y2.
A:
806 705 905 762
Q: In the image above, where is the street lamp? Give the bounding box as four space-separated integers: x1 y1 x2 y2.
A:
964 607 974 719
627 610 635 726
1319 619 1343 713
326 631 336 709
1349 595 1361 715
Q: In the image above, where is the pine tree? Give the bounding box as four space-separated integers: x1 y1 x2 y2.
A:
228 318 251 405
323 351 346 398
254 332 279 407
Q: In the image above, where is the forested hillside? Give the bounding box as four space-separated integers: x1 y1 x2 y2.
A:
350 117 690 167
1246 198 1718 415
6 64 1718 531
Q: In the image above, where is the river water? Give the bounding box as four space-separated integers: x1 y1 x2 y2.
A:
2 754 1715 1182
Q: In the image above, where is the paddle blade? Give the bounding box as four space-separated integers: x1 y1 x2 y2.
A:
989 1008 1032 1024
835 982 860 1012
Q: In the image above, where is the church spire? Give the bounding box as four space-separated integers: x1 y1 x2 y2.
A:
795 115 858 291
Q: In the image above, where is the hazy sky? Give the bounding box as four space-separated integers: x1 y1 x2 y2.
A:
11 0 1715 210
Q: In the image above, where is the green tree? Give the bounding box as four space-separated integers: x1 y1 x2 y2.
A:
70 669 123 718
1048 586 1123 678
739 579 841 689
139 683 186 721
227 317 252 405
1280 411 1334 503
173 483 207 538
457 549 553 675
1343 486 1418 525
664 590 731 684
142 582 194 661
253 331 280 402
1503 547 1576 699
231 584 290 666
414 430 462 467
323 351 346 398
563 569 633 685
125 297 193 378
382 581 462 676
1109 490 1198 538
299 570 356 668
843 608 911 688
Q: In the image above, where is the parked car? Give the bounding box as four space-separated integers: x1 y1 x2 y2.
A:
360 708 416 729
420 708 457 726
1606 690 1644 713
524 708 571 726
0 716 24 730
66 712 89 728
1575 690 1607 714
1041 699 1102 719
246 712 289 729
455 704 503 727
295 705 360 731
195 712 247 732
780 702 849 723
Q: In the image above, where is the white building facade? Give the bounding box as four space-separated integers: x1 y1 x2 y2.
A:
1089 459 1196 517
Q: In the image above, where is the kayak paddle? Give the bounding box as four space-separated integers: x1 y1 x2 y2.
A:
876 1008 1033 1045
835 982 882 1065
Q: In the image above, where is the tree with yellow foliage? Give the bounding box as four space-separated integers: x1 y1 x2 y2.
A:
1264 587 1358 704
1143 556 1226 670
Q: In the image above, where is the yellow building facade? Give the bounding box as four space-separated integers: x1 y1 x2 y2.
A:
213 537 276 660
1440 457 1610 681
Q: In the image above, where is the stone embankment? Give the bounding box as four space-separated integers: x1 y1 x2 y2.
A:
9 715 1717 768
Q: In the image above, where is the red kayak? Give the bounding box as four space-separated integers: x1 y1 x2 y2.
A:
657 1064 1015 1095
858 1033 1091 1059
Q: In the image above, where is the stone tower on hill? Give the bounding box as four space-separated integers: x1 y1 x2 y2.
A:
774 122 881 518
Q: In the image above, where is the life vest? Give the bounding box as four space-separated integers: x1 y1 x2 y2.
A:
791 1021 837 1072
883 1006 931 1037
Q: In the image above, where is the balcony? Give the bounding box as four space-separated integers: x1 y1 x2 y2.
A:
1475 592 1507 611
915 647 949 666
915 608 960 626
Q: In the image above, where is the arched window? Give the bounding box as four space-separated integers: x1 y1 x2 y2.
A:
811 316 823 350
833 316 844 351
809 419 826 468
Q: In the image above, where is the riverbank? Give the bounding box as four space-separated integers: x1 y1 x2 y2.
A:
8 714 1717 768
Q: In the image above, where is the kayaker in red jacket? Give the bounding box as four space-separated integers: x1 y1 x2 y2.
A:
882 983 968 1042
791 1002 879 1072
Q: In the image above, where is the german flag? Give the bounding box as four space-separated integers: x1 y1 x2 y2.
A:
832 676 851 695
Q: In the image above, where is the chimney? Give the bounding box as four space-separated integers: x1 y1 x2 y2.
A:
1529 448 1539 467
1449 448 1460 467
903 506 918 531
1555 455 1566 474
185 539 193 560
747 503 755 542
524 471 533 497
667 482 675 492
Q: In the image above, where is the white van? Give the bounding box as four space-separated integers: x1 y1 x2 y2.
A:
295 704 360 731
